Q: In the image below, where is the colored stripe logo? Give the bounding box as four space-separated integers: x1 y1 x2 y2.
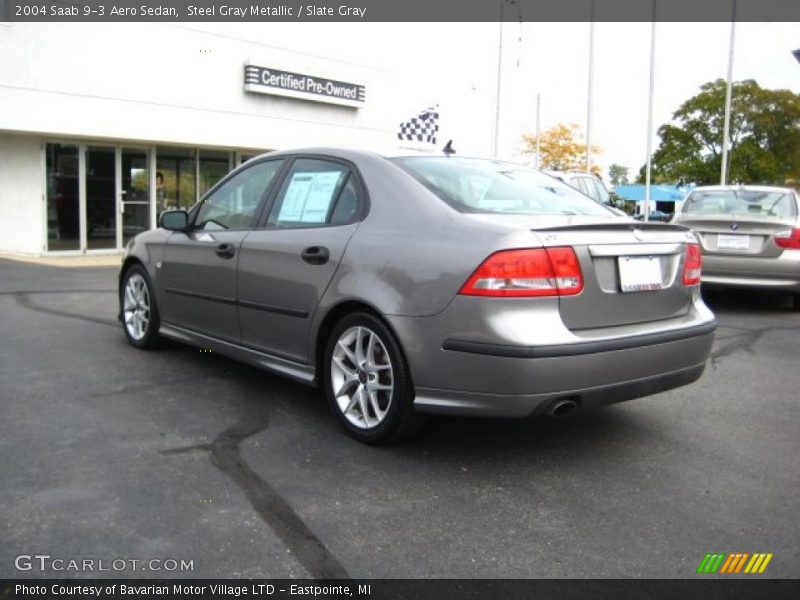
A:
696 553 773 574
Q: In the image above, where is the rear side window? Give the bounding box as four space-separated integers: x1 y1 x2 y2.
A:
683 190 797 217
267 158 361 227
393 157 612 217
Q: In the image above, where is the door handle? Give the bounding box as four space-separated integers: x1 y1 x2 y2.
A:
215 242 236 259
301 246 330 265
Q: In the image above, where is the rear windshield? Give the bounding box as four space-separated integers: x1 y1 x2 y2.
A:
392 157 614 217
683 190 797 218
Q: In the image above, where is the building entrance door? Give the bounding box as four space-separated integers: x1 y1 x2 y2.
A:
119 148 151 248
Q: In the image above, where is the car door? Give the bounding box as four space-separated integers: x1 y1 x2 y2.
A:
159 158 285 342
236 156 365 363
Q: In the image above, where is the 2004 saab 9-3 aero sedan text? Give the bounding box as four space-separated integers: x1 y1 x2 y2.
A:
118 148 716 443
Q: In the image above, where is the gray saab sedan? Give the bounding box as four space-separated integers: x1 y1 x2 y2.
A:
672 185 800 310
119 148 716 443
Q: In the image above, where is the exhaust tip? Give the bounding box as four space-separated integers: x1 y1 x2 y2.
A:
550 398 579 418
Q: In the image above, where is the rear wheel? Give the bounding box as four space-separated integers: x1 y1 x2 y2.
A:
121 264 161 349
323 312 423 443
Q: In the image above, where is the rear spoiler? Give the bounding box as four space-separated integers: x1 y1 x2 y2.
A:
535 222 690 233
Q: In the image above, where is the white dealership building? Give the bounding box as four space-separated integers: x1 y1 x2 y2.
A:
0 23 496 256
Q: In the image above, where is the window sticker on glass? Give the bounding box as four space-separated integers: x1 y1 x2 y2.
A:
278 171 343 223
279 174 313 221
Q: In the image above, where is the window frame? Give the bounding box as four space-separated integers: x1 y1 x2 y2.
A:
255 154 370 230
188 157 289 232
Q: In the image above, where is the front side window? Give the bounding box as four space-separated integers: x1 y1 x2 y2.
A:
683 190 797 218
267 159 357 227
393 157 613 217
194 159 283 230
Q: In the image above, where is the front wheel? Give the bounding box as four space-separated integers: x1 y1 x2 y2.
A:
120 264 161 349
323 312 424 444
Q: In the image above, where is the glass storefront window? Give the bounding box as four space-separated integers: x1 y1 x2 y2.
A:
156 147 196 212
199 150 231 198
86 146 116 250
46 143 80 251
44 143 264 253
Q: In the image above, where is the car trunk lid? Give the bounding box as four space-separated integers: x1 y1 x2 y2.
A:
675 214 795 259
529 220 697 330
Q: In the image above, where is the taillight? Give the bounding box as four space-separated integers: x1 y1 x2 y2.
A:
774 229 800 249
682 243 702 286
459 247 583 297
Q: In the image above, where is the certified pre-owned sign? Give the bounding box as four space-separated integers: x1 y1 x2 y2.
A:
244 64 366 108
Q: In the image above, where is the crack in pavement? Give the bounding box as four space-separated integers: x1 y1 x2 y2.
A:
710 328 766 368
11 291 118 328
709 323 800 368
162 405 351 580
0 288 115 295
10 286 350 578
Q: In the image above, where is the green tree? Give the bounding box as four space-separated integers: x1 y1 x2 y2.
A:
638 79 800 185
608 163 629 185
521 123 601 174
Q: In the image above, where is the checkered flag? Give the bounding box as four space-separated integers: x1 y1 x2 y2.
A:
398 105 440 145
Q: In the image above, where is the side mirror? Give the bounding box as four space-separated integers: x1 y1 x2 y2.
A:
159 209 189 232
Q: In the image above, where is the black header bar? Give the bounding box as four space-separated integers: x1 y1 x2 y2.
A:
3 579 800 600
2 0 800 22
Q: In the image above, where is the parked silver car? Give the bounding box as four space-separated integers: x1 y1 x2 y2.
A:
119 148 716 443
672 185 800 310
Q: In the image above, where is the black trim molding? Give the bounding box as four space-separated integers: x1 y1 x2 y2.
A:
442 321 717 359
165 288 308 318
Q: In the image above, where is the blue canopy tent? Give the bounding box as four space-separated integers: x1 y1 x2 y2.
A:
613 184 695 214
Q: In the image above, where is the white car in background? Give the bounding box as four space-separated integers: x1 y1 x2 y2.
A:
547 171 627 216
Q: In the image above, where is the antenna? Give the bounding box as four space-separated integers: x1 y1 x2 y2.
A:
442 140 456 156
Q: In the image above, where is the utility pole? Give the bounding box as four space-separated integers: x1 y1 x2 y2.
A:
644 5 657 222
586 2 595 173
535 93 541 168
720 1 737 186
493 3 505 158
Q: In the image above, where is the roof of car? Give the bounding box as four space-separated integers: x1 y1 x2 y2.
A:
249 146 537 166
690 184 797 194
546 170 598 177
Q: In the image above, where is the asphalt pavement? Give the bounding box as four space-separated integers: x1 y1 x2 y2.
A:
1 258 798 579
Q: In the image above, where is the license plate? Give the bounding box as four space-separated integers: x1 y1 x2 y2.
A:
618 256 663 292
718 234 750 250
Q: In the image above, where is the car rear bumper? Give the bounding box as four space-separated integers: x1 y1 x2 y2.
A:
387 296 715 418
702 253 800 292
413 361 708 418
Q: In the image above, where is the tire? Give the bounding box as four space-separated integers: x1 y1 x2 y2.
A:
323 311 425 444
120 263 161 349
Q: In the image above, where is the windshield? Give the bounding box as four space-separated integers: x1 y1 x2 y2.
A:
392 157 614 217
683 190 797 218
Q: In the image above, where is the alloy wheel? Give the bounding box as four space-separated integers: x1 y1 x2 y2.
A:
123 273 151 341
330 325 394 429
